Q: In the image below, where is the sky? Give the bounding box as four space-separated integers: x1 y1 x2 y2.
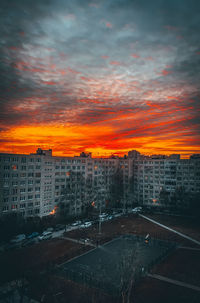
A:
0 0 200 157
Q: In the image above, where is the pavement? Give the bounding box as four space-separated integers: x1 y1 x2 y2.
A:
147 273 200 292
60 236 96 247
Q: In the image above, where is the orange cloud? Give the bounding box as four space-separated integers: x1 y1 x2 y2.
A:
110 61 121 65
106 22 112 28
131 53 140 58
161 69 172 76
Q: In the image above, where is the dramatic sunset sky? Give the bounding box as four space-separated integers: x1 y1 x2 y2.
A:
0 0 200 157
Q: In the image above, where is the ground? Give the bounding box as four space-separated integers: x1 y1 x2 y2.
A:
0 213 200 302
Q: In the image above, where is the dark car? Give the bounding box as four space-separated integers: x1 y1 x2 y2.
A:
27 232 39 239
22 238 37 247
54 224 65 231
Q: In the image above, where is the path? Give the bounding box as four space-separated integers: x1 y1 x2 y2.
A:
60 236 96 247
148 273 200 292
179 246 200 251
139 214 200 245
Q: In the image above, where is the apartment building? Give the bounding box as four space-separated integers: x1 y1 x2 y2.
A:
133 154 200 209
0 149 131 217
0 149 199 217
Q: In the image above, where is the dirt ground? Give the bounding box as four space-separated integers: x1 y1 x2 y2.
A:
0 213 200 302
147 214 200 241
0 238 90 284
67 214 199 247
133 276 200 303
151 247 200 286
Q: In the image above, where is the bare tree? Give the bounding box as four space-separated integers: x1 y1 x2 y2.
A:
118 242 140 303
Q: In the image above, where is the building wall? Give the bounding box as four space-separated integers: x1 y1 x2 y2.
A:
133 156 200 209
0 149 199 217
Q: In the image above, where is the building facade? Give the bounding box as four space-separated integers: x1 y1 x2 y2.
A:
0 149 199 217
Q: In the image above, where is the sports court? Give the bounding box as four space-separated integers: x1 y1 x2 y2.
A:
58 235 175 295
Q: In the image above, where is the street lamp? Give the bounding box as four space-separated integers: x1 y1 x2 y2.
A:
91 187 105 235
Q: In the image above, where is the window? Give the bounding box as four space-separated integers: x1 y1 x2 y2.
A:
20 196 26 201
20 188 26 193
20 204 26 208
35 194 40 198
28 195 33 200
4 157 10 162
11 204 18 209
12 197 18 202
12 158 18 162
12 189 18 194
35 173 41 177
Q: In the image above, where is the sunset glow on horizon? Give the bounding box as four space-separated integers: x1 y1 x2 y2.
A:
0 0 200 158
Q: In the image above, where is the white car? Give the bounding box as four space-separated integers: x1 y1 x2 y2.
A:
71 221 81 227
84 222 92 227
132 207 142 213
38 231 53 241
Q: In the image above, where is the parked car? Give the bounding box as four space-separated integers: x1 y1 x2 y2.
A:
10 234 26 244
27 232 39 239
108 215 113 220
80 224 86 228
46 227 54 232
71 221 81 227
132 207 142 213
38 231 53 241
54 224 65 231
84 222 92 227
22 238 37 247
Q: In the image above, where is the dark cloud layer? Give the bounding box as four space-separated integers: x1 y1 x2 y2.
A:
0 0 200 155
